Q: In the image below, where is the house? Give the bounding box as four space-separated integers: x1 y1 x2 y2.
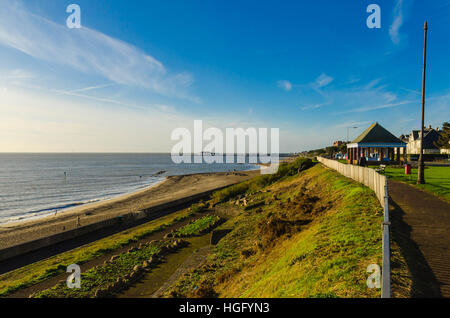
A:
403 126 442 155
333 141 344 147
347 122 406 165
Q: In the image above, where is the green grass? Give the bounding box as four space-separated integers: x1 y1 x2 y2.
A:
0 208 193 297
212 158 314 203
174 215 220 237
168 164 385 298
190 201 208 213
384 166 450 202
35 241 165 298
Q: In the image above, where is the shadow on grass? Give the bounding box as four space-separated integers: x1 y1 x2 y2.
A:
389 198 442 298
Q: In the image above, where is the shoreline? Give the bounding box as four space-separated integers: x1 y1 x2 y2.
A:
0 164 261 228
0 177 168 229
0 169 260 251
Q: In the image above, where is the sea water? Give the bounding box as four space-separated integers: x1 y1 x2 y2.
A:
0 153 260 224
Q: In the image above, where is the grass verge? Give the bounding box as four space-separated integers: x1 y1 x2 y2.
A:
384 166 450 202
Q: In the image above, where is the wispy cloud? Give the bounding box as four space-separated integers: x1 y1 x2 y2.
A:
334 120 372 129
155 104 177 113
389 0 404 44
315 73 334 88
383 92 397 103
12 80 178 114
50 87 177 114
51 88 146 111
278 73 333 95
336 100 417 114
277 80 292 91
0 69 33 80
339 78 361 86
300 102 331 111
400 87 421 95
54 84 116 96
0 1 195 100
364 78 383 90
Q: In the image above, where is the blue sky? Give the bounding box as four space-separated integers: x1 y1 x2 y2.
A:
0 0 449 152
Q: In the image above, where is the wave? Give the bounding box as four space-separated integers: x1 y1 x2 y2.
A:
24 199 102 215
0 179 166 225
0 198 102 224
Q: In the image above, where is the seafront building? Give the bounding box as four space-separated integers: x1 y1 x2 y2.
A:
400 126 443 155
346 122 407 165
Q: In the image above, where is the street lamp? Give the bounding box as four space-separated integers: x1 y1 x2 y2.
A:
347 127 358 143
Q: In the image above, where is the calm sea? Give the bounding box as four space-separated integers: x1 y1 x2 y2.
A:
0 153 260 224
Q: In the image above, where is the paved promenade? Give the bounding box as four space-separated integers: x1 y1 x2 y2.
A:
389 180 450 298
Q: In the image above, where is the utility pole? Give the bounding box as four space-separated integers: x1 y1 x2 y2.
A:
417 21 428 184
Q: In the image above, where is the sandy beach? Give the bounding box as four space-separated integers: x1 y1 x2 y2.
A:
0 170 260 250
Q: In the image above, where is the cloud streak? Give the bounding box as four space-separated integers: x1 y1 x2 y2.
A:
54 84 116 95
300 102 331 111
336 100 417 115
334 120 372 129
0 1 194 99
0 69 33 80
315 73 334 88
389 0 404 44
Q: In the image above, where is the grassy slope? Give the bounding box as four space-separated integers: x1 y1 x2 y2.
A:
384 166 450 202
0 208 192 297
174 215 220 237
169 164 393 298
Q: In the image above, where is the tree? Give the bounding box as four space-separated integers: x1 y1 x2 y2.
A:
337 142 348 154
434 122 450 149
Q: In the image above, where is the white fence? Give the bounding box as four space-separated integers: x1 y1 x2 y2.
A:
317 157 391 298
317 157 386 205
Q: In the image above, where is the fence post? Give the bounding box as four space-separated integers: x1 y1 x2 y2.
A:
381 177 391 298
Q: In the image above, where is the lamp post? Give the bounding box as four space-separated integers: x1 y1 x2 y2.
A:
347 127 358 143
417 21 428 185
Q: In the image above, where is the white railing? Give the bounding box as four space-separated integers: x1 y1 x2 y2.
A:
317 157 391 298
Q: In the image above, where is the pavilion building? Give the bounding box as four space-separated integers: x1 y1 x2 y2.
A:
347 122 406 165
